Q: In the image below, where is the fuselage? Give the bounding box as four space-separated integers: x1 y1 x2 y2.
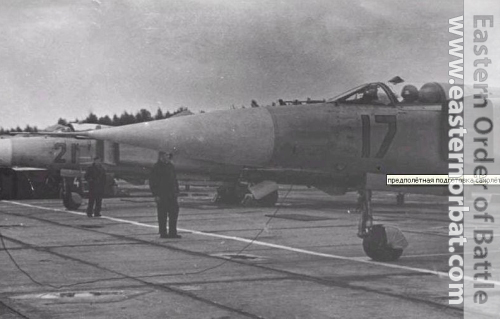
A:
82 102 448 180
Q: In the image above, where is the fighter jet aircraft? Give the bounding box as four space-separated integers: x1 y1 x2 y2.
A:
0 129 121 206
0 130 213 208
0 113 205 208
6 78 465 261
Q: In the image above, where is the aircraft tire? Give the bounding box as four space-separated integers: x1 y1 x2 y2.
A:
362 225 403 261
214 184 248 205
257 190 278 207
62 192 82 210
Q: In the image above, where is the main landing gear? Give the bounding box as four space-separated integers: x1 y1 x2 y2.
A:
214 181 279 207
61 177 83 210
357 189 408 261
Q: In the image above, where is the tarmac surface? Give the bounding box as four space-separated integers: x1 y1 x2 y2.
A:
0 186 464 319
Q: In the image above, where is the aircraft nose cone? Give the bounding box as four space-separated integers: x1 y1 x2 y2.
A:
0 138 12 166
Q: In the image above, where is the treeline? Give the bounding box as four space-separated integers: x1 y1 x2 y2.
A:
61 107 189 126
0 107 189 135
0 125 38 135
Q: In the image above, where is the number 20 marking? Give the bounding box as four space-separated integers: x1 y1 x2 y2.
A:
361 115 397 158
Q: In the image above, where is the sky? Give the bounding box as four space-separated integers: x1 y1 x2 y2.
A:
0 0 462 130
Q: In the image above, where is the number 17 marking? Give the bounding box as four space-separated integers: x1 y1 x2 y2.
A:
361 115 397 158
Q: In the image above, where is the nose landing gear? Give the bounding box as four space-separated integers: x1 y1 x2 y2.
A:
357 189 408 261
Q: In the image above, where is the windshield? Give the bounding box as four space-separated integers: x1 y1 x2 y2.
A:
328 83 393 106
327 85 365 102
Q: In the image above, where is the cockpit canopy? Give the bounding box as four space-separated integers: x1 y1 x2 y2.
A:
331 84 392 106
328 81 450 106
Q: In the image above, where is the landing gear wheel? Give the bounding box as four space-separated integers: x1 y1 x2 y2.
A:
63 192 82 210
213 183 247 205
362 225 403 262
241 190 279 207
257 190 278 207
61 177 82 210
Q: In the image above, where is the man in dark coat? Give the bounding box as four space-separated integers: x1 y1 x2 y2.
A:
149 151 181 238
84 156 107 217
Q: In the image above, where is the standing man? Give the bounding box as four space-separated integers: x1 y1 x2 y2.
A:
149 151 181 238
84 156 107 217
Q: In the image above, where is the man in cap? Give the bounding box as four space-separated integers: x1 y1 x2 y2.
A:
149 151 181 238
84 156 107 217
